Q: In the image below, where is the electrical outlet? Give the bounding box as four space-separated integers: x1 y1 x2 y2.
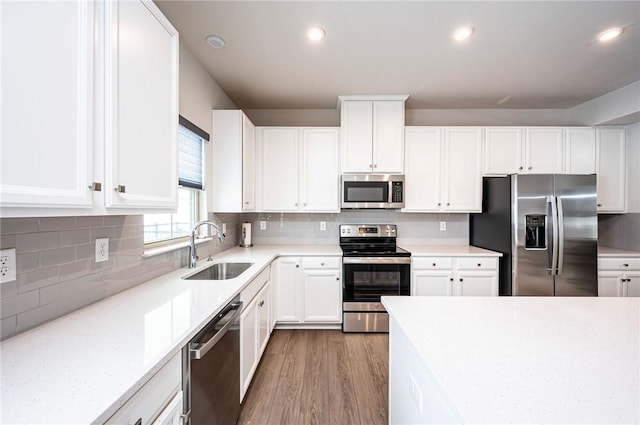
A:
320 221 326 231
0 248 17 283
440 221 447 231
260 220 267 230
95 238 109 262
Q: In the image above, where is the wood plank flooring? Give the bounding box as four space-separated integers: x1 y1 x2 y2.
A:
238 330 389 425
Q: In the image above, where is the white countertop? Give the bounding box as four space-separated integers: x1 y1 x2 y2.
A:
0 244 340 425
402 244 502 257
382 296 640 424
599 246 640 257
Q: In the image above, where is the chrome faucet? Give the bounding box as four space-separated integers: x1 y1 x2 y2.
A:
188 220 225 268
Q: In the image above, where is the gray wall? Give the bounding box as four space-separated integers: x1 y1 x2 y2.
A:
599 213 640 251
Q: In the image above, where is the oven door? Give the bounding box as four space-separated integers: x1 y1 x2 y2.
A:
342 259 410 301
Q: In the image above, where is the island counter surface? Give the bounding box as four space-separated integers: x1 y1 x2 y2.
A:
382 296 639 424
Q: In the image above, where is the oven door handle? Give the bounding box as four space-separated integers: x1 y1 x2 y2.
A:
343 257 411 265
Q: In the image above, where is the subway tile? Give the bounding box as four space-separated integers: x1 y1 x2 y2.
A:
1 234 17 249
16 232 59 254
0 290 39 318
40 274 103 305
115 225 137 239
17 266 60 293
104 215 126 226
59 229 91 247
39 216 76 232
40 247 76 267
90 227 116 240
75 216 104 229
0 218 39 235
59 260 91 281
16 252 41 273
1 316 17 340
16 302 60 333
0 280 18 298
58 286 107 317
76 243 95 260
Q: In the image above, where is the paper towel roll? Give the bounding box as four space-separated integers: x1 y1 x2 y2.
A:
240 222 253 247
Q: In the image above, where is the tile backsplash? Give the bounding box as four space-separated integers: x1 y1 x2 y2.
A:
598 213 640 251
0 213 240 340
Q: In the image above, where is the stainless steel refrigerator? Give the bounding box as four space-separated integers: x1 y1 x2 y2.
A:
470 174 598 296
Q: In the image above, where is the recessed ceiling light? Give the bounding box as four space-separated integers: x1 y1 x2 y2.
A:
306 26 326 42
453 26 474 41
205 34 226 48
597 27 623 42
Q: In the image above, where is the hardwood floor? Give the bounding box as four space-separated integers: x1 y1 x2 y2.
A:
238 330 389 425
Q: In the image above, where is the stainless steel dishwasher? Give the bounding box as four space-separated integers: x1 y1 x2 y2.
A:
183 296 242 425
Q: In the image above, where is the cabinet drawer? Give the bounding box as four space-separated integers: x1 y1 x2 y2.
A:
412 257 453 270
105 353 181 425
598 258 640 271
455 257 498 270
302 257 341 269
241 266 270 306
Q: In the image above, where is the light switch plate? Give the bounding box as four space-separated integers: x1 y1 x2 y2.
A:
439 221 447 231
95 238 109 262
320 221 326 231
260 221 267 230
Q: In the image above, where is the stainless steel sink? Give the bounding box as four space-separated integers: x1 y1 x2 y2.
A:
182 262 254 280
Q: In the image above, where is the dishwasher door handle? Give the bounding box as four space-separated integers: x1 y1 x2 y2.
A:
190 301 243 360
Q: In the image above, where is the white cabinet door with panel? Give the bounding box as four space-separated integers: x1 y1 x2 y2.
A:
301 257 341 323
240 295 258 399
442 127 483 212
300 128 340 212
211 110 256 212
454 271 498 296
565 127 596 174
340 96 407 174
483 128 523 175
1 1 96 210
412 271 453 296
598 257 639 297
104 0 179 210
412 256 498 297
596 128 626 213
403 127 443 211
274 257 302 322
524 127 564 174
258 128 300 211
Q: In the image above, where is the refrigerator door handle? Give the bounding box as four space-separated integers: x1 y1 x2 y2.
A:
556 196 565 276
547 196 559 275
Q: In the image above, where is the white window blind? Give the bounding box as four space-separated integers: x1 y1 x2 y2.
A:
178 116 209 190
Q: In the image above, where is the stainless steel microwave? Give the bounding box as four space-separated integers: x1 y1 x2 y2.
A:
341 174 404 209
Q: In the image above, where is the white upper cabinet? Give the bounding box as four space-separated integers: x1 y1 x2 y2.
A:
104 0 179 209
404 127 482 212
596 128 626 213
340 96 407 174
1 0 179 216
524 127 564 174
257 127 339 212
1 1 96 210
564 128 596 174
484 127 564 175
211 110 256 212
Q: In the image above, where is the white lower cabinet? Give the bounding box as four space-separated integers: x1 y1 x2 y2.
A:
273 256 342 326
105 353 181 425
598 257 640 297
412 256 499 297
239 267 271 401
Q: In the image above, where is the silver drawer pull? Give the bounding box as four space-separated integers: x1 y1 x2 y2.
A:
623 263 629 267
115 185 126 193
88 182 102 192
477 263 481 267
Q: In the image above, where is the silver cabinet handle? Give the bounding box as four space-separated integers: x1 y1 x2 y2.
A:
623 263 629 267
460 278 464 282
336 276 340 281
115 185 126 193
373 164 377 168
321 262 325 266
597 203 603 207
449 278 454 282
88 182 102 192
519 166 523 170
432 263 436 267
477 263 481 267
528 166 533 170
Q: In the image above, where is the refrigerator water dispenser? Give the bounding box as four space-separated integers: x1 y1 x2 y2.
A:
525 214 546 249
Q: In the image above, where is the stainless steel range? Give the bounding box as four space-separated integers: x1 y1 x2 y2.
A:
340 224 411 332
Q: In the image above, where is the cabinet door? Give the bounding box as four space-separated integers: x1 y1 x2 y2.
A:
565 128 596 174
373 101 405 173
598 273 623 297
302 269 341 322
596 128 626 213
260 128 299 211
624 274 640 297
151 391 183 425
105 0 178 209
524 128 564 174
443 127 483 212
242 114 256 211
403 127 443 211
483 128 523 175
1 1 95 209
341 101 374 173
257 282 271 356
412 271 453 296
240 298 258 400
301 128 339 212
455 271 498 296
274 258 302 322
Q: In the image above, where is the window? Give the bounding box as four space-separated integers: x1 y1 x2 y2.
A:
144 116 209 246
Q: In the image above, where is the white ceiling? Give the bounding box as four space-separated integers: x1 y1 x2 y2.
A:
155 1 640 111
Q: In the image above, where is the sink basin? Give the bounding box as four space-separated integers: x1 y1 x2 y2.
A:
182 262 254 280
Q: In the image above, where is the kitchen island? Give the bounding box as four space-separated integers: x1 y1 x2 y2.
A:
382 296 640 424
